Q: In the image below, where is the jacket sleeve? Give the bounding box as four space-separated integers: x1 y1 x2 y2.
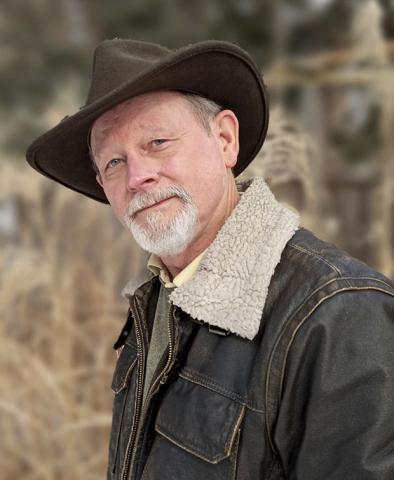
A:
274 288 394 480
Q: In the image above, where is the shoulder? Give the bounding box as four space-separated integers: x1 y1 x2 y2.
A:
286 227 392 287
265 227 393 315
266 227 394 387
261 226 393 346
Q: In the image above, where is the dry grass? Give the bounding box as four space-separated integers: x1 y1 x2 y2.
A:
0 162 144 479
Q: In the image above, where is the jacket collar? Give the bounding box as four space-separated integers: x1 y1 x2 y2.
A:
122 177 300 340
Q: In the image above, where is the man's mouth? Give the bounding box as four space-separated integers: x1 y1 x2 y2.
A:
136 196 176 214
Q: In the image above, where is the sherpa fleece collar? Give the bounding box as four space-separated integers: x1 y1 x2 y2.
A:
122 177 300 340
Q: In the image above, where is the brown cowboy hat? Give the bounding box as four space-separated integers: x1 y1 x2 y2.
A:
26 39 269 204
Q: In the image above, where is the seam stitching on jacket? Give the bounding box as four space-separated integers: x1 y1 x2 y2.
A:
287 242 351 286
155 427 225 463
338 275 393 291
310 276 391 310
155 403 244 464
112 357 138 394
179 370 264 412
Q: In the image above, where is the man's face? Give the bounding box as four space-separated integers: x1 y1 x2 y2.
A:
90 90 238 257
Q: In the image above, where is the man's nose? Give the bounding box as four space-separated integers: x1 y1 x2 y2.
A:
125 154 160 192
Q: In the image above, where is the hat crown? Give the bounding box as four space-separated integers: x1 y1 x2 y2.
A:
87 39 172 104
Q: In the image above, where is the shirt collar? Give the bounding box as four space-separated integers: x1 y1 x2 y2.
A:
147 250 206 288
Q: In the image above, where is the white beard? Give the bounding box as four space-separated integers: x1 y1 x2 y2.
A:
123 185 198 257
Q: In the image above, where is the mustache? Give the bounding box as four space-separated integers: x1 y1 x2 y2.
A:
126 185 193 218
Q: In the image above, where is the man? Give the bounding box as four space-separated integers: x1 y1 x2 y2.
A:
26 39 394 480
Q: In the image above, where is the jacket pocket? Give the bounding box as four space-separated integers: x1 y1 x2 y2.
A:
142 375 244 480
107 341 138 480
111 340 138 394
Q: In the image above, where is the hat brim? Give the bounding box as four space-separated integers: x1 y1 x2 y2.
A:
26 41 269 204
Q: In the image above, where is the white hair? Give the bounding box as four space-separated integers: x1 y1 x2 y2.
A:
181 92 223 134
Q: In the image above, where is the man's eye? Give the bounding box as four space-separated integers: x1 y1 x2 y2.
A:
152 139 167 147
106 158 122 169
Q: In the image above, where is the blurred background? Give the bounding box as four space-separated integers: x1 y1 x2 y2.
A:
1 0 393 478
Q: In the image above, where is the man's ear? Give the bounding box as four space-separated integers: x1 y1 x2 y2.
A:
213 109 239 169
96 173 103 187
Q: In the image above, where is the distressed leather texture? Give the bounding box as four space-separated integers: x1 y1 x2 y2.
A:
108 227 394 480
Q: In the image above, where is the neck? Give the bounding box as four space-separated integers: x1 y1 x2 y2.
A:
160 178 240 278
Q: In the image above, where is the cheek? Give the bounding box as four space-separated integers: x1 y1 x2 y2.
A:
189 171 227 215
184 146 226 188
111 202 126 225
104 188 129 224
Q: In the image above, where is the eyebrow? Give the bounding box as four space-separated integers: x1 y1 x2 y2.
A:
136 123 175 135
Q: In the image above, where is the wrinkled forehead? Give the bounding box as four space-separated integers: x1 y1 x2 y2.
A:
89 90 188 150
90 97 134 145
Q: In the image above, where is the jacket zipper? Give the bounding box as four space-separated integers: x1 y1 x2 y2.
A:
121 296 146 480
121 300 177 480
131 304 177 480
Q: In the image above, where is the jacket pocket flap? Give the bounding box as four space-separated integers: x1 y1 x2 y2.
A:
111 342 138 394
155 376 244 464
